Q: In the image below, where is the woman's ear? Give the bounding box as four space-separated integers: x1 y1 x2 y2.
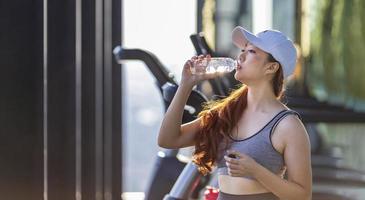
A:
265 62 280 76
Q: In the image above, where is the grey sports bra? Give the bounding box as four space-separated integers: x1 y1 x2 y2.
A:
216 109 301 178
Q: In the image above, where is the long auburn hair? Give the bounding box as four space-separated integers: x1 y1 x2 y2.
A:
192 54 285 175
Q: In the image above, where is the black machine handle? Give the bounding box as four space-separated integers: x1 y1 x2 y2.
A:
113 46 177 87
189 33 215 56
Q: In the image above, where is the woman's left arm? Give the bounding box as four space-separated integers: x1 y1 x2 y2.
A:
225 115 312 200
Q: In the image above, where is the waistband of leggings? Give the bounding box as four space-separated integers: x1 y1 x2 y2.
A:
218 191 279 200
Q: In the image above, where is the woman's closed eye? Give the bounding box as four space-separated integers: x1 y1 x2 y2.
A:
247 49 256 54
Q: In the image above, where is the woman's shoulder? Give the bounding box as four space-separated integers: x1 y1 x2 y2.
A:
273 110 308 143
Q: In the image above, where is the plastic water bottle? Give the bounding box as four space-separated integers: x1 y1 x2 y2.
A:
190 57 236 75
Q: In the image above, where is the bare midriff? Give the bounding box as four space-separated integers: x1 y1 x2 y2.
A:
218 174 279 195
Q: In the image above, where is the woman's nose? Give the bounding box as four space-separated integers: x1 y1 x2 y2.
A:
237 52 246 63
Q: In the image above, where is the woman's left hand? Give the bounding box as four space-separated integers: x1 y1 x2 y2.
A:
224 150 259 177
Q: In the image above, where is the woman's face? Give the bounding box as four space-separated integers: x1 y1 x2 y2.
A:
234 43 272 84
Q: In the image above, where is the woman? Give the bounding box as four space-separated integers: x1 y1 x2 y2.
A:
158 26 312 200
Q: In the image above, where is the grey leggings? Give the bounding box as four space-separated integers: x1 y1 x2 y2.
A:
217 191 279 200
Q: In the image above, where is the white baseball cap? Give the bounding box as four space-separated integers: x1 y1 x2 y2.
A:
232 26 297 78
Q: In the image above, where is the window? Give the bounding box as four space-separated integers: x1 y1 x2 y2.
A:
123 0 196 198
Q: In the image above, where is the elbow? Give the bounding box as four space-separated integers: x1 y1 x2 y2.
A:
158 140 176 149
157 128 167 148
157 137 168 148
157 134 166 148
157 133 174 149
157 127 182 149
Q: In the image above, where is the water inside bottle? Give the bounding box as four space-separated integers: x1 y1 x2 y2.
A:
190 57 236 74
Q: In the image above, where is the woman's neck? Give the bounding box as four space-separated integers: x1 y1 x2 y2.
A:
246 83 281 113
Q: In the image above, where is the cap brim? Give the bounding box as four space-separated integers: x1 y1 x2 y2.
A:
232 26 264 50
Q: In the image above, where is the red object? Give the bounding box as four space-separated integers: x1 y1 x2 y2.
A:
204 186 219 200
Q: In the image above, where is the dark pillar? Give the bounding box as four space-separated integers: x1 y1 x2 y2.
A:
0 0 44 199
0 0 122 199
47 0 76 199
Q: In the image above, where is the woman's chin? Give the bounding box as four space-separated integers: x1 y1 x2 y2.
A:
234 73 245 84
235 73 255 86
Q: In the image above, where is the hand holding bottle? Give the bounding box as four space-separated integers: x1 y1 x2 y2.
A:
181 55 215 88
181 55 236 88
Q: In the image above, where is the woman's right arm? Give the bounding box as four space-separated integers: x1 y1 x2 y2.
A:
157 82 201 149
158 55 215 149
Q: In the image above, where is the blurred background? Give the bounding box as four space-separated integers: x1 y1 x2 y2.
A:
1 0 365 199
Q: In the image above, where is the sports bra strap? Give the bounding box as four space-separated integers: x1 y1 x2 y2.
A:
270 110 301 137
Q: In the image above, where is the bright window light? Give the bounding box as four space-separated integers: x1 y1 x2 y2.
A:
253 0 273 33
